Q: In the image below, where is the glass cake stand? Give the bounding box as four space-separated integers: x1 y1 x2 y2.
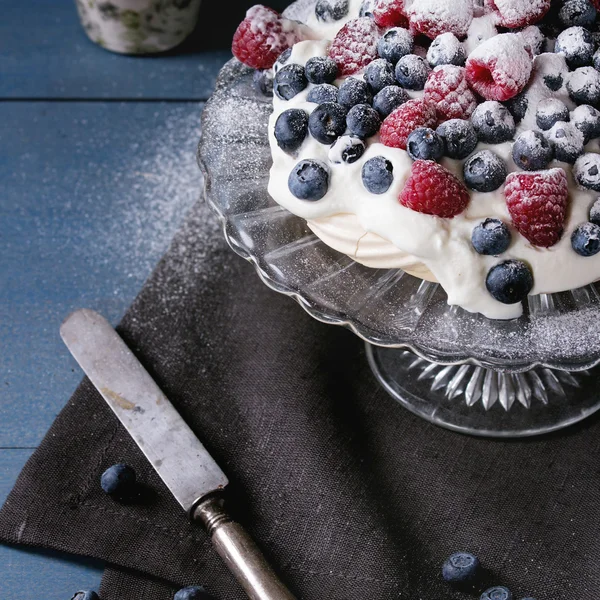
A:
198 58 600 438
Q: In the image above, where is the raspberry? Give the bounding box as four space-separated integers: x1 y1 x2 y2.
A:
328 18 382 76
465 33 533 101
408 0 473 40
232 5 305 70
372 0 409 28
505 168 569 248
424 65 477 120
489 0 550 27
399 160 470 218
380 98 437 150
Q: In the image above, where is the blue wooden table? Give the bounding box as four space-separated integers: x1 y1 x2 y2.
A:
0 1 235 597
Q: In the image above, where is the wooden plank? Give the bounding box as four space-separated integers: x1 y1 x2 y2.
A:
0 101 204 447
0 449 104 599
0 0 231 99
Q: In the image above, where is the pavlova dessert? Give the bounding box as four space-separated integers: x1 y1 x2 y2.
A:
231 0 600 319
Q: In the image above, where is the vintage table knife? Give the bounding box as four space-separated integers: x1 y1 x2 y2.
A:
60 309 297 600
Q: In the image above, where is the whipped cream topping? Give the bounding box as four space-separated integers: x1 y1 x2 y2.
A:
266 11 600 320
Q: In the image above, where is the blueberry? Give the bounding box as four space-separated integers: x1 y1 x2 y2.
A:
521 25 545 56
71 591 100 600
288 159 329 201
548 121 584 164
253 69 273 96
427 33 466 67
441 552 481 584
362 156 394 194
594 48 600 72
337 77 372 109
571 104 600 142
559 0 596 28
436 119 477 159
308 102 347 144
572 222 600 256
589 197 600 225
100 463 136 496
365 58 396 93
512 130 553 171
567 66 600 105
536 98 569 131
274 109 309 154
274 64 308 100
406 127 444 161
574 153 600 190
307 83 339 104
555 26 595 68
480 587 513 600
305 56 338 84
395 54 431 90
472 219 512 255
505 92 528 123
471 101 515 144
463 150 507 193
486 261 533 305
174 585 214 600
274 48 292 73
359 0 375 18
328 135 365 164
315 0 349 22
346 104 381 138
377 27 414 64
543 72 563 92
373 85 409 118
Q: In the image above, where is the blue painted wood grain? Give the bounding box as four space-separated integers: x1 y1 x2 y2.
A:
0 451 104 599
0 0 231 99
0 100 205 447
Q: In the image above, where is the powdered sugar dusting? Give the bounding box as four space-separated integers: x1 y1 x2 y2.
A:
95 107 220 289
408 0 473 39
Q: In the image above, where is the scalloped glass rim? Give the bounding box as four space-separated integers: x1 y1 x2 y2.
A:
198 58 600 373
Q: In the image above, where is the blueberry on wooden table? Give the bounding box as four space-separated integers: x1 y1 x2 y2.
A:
71 591 99 600
174 585 215 600
100 463 136 497
441 551 481 584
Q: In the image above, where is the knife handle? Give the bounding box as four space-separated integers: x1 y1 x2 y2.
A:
194 495 297 600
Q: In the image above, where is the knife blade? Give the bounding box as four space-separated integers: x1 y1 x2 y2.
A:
60 309 297 600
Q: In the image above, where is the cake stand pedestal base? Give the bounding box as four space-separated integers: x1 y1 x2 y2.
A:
366 344 600 438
